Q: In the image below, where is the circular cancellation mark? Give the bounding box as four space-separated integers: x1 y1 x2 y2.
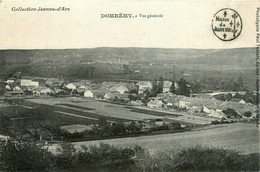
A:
212 8 242 41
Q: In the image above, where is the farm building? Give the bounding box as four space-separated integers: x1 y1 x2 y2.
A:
84 90 94 98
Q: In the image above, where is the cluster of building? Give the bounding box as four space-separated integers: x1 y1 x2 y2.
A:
3 74 255 120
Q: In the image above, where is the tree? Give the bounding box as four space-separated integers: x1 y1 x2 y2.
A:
223 108 240 118
0 114 11 135
98 116 108 129
0 139 54 171
109 123 126 136
225 93 233 101
243 91 255 104
233 92 242 99
158 76 164 94
244 111 252 118
170 81 176 94
176 78 191 97
151 79 158 97
123 64 129 74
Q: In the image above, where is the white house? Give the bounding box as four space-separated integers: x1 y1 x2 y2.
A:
40 88 52 94
84 90 94 98
20 79 39 87
239 100 246 104
65 83 76 90
31 81 39 87
208 110 227 119
203 106 214 114
13 86 21 91
5 85 11 90
5 80 14 84
20 79 32 86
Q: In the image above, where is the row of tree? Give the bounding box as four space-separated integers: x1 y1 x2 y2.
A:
150 77 191 97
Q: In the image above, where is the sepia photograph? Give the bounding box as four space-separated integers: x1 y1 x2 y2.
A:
0 1 259 171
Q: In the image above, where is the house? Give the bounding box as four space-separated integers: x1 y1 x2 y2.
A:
115 85 129 94
203 106 214 114
13 86 21 91
0 134 9 141
131 100 143 106
31 81 39 87
5 85 11 90
188 106 202 113
40 88 52 95
20 79 32 86
65 83 76 90
136 81 152 94
208 110 227 119
79 85 87 89
31 86 47 96
163 81 172 93
147 98 165 108
20 79 39 87
179 100 190 109
84 90 94 98
115 94 130 103
5 80 14 84
239 100 246 104
104 93 116 100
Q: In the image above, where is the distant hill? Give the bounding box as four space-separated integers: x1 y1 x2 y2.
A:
0 47 255 67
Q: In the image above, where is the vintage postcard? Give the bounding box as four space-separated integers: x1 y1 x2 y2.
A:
0 1 259 171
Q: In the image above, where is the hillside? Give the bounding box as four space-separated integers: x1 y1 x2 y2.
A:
0 47 255 67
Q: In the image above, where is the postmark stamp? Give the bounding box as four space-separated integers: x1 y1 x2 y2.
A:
212 8 242 41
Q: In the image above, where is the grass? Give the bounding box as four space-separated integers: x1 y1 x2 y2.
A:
55 103 95 111
124 106 181 118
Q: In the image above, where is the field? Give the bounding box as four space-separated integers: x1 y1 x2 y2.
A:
24 97 217 125
65 123 259 155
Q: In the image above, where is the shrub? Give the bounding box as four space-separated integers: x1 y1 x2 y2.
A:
55 142 78 169
134 146 256 172
223 108 240 118
88 143 135 170
173 146 242 171
0 139 54 171
244 111 252 118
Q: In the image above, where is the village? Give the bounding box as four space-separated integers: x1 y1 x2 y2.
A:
0 70 257 142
